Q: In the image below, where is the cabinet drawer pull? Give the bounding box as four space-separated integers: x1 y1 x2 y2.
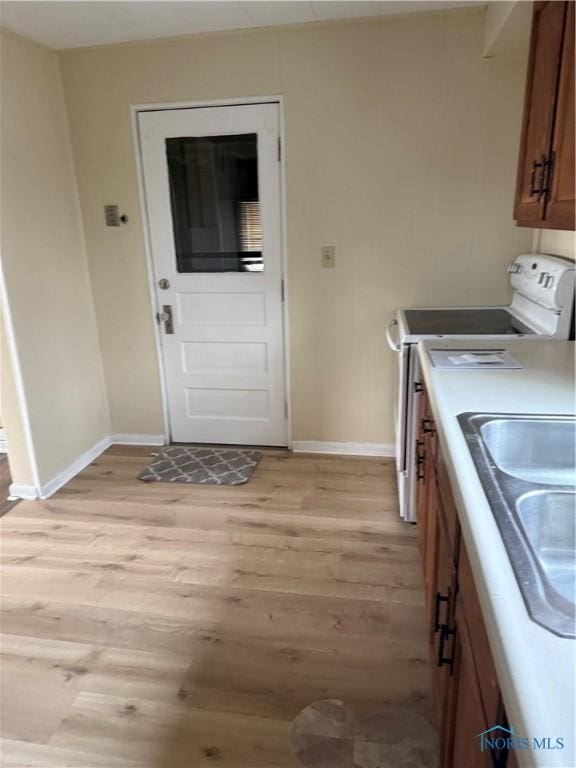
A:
437 623 457 675
433 591 449 633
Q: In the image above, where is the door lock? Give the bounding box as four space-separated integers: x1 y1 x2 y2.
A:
158 278 170 290
157 305 174 334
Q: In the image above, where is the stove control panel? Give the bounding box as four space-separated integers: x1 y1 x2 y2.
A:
509 254 575 310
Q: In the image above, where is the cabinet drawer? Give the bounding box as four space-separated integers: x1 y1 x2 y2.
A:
458 546 501 724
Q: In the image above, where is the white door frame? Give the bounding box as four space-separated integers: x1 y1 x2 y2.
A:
0 255 42 496
131 96 292 447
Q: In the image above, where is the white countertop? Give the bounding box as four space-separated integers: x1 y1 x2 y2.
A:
417 339 576 768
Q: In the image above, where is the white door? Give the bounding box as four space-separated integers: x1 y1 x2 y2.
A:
138 103 287 446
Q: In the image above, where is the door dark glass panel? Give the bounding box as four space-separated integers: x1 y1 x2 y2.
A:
166 134 263 273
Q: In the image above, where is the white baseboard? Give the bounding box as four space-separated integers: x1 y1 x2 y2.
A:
9 435 112 500
112 433 166 446
291 441 395 458
8 484 37 500
8 433 167 501
39 435 112 499
8 435 390 501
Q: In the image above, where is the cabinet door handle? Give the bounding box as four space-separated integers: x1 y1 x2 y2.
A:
415 440 425 481
437 623 457 675
422 418 436 435
529 160 538 196
542 151 555 202
537 156 547 200
433 591 449 633
529 154 552 200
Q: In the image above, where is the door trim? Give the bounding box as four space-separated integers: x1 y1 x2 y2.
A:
0 255 42 494
131 97 292 447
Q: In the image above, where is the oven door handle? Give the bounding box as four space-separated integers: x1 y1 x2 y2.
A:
386 319 401 352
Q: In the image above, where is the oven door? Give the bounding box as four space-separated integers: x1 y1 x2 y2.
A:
390 342 416 520
395 343 411 475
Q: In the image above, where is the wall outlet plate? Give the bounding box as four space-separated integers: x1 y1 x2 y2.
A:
104 204 120 227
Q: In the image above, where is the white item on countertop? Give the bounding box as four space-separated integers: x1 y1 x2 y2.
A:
428 349 523 370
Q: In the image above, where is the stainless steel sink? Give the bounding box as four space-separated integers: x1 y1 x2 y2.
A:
517 491 575 607
480 418 576 485
459 413 576 638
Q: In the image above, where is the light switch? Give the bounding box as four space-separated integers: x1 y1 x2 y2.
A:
321 246 335 268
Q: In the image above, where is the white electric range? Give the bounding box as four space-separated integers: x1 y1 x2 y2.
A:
386 253 575 522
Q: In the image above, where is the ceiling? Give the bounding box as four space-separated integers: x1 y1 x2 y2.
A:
0 1 486 50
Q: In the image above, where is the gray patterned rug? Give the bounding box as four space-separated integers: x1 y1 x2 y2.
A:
138 446 262 486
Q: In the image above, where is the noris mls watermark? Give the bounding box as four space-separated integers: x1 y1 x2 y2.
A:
477 724 565 753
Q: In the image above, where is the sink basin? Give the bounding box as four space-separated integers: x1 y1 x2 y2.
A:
480 418 576 485
459 413 576 638
516 491 575 606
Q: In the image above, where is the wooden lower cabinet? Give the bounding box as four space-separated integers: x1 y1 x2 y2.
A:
430 495 456 727
416 386 437 566
415 389 440 616
447 600 494 768
507 752 520 768
414 387 512 768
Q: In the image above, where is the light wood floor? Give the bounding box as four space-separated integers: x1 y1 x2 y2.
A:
0 447 434 767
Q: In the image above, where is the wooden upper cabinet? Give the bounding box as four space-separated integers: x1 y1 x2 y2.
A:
514 1 575 230
546 2 575 227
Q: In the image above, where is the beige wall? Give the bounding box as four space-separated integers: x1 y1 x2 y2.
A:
483 0 532 58
60 8 533 445
536 230 576 261
0 28 110 486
